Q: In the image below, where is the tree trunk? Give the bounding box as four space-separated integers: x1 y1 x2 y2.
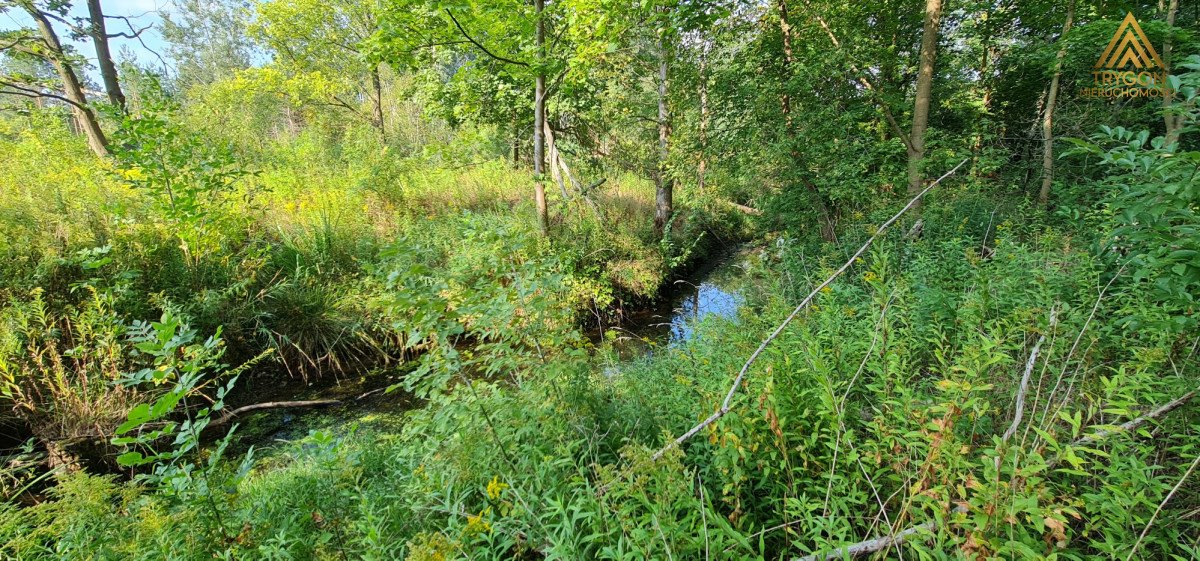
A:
779 0 836 241
533 0 549 236
85 0 125 112
1038 0 1074 205
29 7 109 158
1162 0 1182 150
697 44 709 193
906 0 943 203
654 31 673 237
371 65 386 141
777 0 794 129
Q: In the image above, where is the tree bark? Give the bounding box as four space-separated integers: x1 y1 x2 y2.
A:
778 0 794 129
533 0 549 235
85 0 125 112
1038 0 1074 205
28 7 109 158
1162 0 1182 150
371 64 386 141
906 0 943 203
653 30 674 237
697 44 709 193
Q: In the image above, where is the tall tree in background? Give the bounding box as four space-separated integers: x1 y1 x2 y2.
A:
906 0 942 201
1038 0 1074 205
161 0 255 87
1162 0 1182 149
253 0 389 139
85 0 124 111
0 0 109 157
533 0 548 235
653 6 674 237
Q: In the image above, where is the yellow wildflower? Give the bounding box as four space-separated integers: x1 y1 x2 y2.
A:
486 476 508 500
464 508 493 536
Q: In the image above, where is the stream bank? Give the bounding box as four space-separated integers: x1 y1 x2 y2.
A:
224 243 758 452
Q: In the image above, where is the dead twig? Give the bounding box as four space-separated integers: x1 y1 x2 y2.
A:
801 385 1199 560
1003 309 1057 443
649 159 967 462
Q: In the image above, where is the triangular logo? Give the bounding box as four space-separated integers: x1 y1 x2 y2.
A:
1095 13 1164 69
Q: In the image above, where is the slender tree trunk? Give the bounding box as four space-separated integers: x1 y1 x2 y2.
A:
779 0 836 241
1038 0 1074 205
533 0 549 236
972 9 994 172
29 7 108 158
371 65 386 141
907 0 943 203
697 44 709 193
1162 0 1182 150
85 0 125 112
777 0 794 128
654 31 674 237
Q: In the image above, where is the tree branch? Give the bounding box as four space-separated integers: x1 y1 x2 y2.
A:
648 159 968 462
206 399 341 431
0 79 88 110
444 9 529 67
798 384 1200 560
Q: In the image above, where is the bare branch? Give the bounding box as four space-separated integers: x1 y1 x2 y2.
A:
1002 309 1058 443
648 159 968 462
206 399 341 430
801 385 1200 560
444 9 529 67
0 79 88 110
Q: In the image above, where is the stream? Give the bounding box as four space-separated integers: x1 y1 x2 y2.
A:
228 245 753 449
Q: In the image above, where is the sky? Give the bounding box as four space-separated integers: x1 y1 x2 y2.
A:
1 0 175 82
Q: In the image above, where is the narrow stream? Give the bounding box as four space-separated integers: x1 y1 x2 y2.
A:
227 246 752 449
602 245 749 358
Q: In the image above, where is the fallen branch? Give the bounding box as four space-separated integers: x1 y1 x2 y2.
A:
1054 386 1200 458
649 159 968 462
793 509 961 561
800 386 1199 560
207 399 341 430
724 201 763 216
1002 309 1057 443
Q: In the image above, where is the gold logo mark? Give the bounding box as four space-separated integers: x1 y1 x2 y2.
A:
1095 12 1164 70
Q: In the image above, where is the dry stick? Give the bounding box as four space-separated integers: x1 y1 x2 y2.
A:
800 387 1200 561
823 294 896 518
1002 309 1058 443
649 159 967 462
1126 450 1200 561
207 399 340 429
793 513 952 561
1058 386 1200 454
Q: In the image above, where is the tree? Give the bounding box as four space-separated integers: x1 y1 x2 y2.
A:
906 0 943 201
252 0 389 139
85 0 124 111
160 0 255 88
0 0 109 157
533 0 549 235
1037 0 1074 205
1162 0 1182 149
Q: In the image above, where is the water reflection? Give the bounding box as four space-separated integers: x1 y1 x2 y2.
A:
666 280 744 344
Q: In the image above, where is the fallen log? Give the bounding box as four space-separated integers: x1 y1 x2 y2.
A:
207 399 341 430
725 200 763 215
